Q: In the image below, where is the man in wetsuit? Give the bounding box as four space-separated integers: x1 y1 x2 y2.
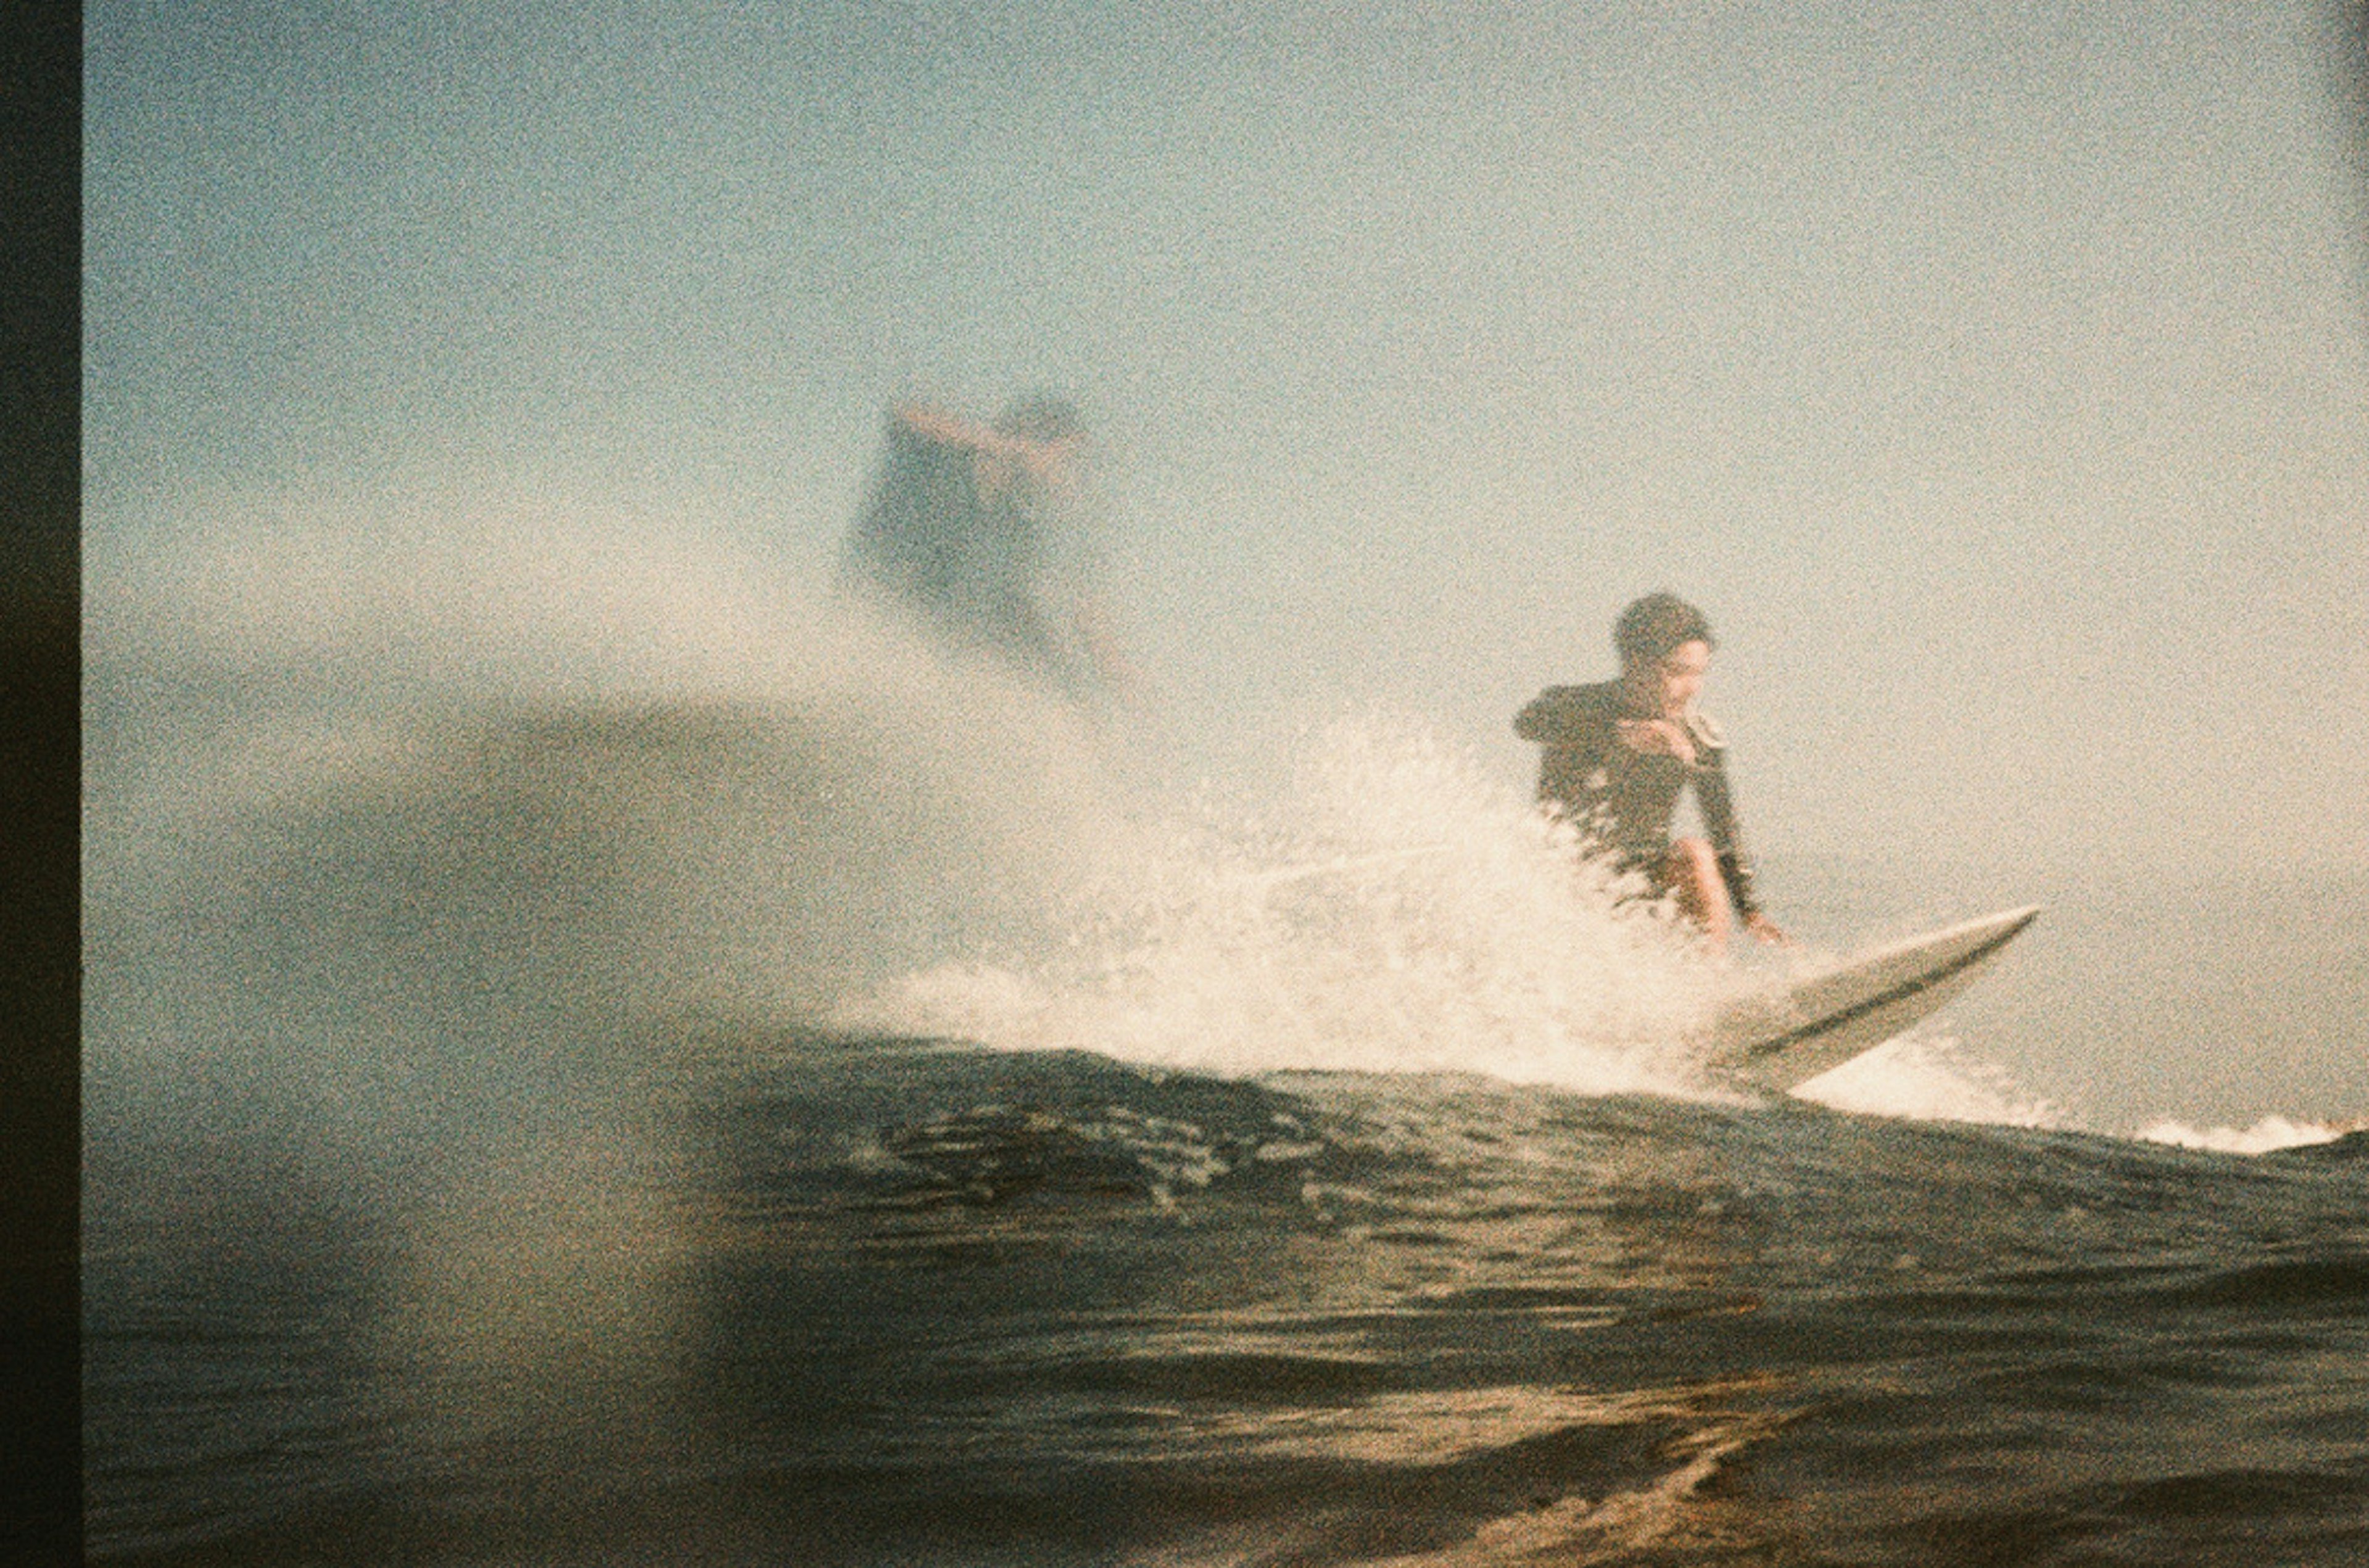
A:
1515 592 1784 948
839 394 1120 699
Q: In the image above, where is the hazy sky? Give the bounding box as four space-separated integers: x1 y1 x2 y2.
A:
86 0 2369 877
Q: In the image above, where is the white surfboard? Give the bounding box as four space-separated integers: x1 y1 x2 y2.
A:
1703 906 2039 1091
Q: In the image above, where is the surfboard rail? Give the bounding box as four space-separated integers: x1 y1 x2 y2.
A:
1704 905 2040 1091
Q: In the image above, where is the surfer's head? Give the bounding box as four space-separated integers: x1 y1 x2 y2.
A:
1616 593 1715 719
993 393 1084 449
1614 592 1714 671
991 394 1087 495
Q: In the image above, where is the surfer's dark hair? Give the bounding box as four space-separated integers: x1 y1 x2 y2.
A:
1614 592 1715 668
993 392 1083 445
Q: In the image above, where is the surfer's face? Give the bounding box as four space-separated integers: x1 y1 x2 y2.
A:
1631 638 1710 718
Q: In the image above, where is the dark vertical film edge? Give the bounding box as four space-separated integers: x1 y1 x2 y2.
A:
0 0 84 1561
2346 0 2369 311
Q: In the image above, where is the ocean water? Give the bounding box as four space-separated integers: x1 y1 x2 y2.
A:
83 519 2369 1564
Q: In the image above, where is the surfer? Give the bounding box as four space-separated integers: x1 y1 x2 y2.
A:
838 393 1123 699
1515 592 1785 949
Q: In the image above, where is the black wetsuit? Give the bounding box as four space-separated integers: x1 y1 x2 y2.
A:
840 417 1092 695
1513 680 1763 918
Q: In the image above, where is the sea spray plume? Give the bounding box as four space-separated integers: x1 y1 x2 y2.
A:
83 496 1133 1181
841 712 1727 1093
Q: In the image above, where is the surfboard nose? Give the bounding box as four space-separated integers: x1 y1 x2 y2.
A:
1705 902 2042 1090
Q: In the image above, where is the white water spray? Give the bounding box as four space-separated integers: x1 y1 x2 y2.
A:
88 490 2113 1160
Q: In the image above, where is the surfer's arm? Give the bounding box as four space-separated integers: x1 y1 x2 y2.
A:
893 402 999 450
1693 750 1782 939
893 403 1076 481
1513 687 1572 744
1516 687 1621 817
1520 685 1632 751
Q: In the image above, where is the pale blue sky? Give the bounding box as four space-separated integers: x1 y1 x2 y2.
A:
86 0 2369 875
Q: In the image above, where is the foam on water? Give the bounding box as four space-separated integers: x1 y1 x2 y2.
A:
1789 1032 2064 1129
833 721 2097 1141
841 716 1734 1096
2133 1115 2347 1155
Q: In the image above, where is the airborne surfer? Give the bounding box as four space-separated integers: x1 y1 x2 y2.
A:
838 393 1123 699
1516 592 1785 949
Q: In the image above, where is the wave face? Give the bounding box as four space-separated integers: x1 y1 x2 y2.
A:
85 1039 2369 1566
84 511 2369 1564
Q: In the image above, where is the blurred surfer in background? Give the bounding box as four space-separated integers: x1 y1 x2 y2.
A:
1516 592 1785 950
839 393 1125 701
